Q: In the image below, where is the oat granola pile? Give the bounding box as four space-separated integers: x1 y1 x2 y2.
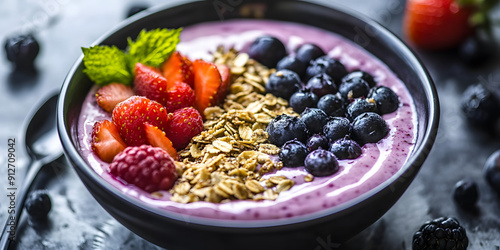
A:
170 47 302 203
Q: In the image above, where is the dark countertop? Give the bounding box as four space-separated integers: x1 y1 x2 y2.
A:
1 0 500 249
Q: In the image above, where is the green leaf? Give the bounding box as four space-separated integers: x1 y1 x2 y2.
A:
82 46 132 86
127 28 182 68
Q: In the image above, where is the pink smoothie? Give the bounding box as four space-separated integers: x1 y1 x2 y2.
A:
77 20 416 220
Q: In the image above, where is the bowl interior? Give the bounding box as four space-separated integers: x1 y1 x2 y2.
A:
58 0 438 229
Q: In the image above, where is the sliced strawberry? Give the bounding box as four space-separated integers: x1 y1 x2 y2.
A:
165 81 195 112
95 83 135 112
164 107 204 150
161 51 194 88
112 96 169 146
215 64 231 102
144 123 178 160
192 59 222 115
134 63 169 106
91 120 127 163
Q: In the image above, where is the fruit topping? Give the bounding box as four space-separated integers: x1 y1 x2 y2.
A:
299 108 329 135
346 98 378 121
484 149 500 193
458 34 494 67
25 190 52 220
304 149 339 177
144 123 179 160
289 89 318 113
368 86 400 115
305 73 338 97
351 112 389 145
342 70 376 88
323 117 351 142
164 107 204 150
164 81 195 112
412 217 469 250
461 83 500 126
109 145 178 192
133 62 169 106
248 36 287 68
161 51 194 88
95 82 135 112
453 179 479 209
91 120 127 163
192 59 223 113
215 63 231 102
317 93 346 117
266 114 309 147
339 76 370 100
276 55 307 77
306 134 329 152
112 96 169 146
295 43 325 64
329 137 362 160
304 56 347 82
279 139 309 167
265 69 302 100
4 34 40 69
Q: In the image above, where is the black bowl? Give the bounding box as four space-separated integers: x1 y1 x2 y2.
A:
57 1 439 249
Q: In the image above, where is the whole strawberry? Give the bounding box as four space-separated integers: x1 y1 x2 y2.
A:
165 81 195 112
164 107 204 150
109 145 178 192
112 96 169 146
134 63 169 106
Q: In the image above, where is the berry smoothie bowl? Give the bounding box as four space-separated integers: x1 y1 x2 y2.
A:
57 1 439 249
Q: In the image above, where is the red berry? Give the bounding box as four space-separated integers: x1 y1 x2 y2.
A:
144 123 178 160
91 120 127 163
164 81 195 112
192 59 223 114
134 63 170 106
112 96 169 146
109 145 178 192
164 107 204 150
215 63 231 102
161 51 194 88
95 83 135 112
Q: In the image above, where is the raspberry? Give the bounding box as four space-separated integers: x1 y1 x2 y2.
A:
109 145 178 192
164 107 204 150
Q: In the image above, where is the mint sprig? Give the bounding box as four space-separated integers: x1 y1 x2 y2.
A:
81 28 182 86
457 0 500 36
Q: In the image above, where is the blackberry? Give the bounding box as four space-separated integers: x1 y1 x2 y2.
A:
248 36 287 68
305 73 337 97
453 179 479 209
4 34 40 69
300 108 329 135
277 55 307 77
323 117 351 142
304 56 348 82
339 76 371 100
266 114 309 146
25 190 52 220
329 137 362 160
306 134 330 152
351 112 388 145
342 70 377 88
412 217 469 250
368 86 400 114
289 89 319 113
317 93 346 117
346 98 378 121
304 149 339 177
461 83 500 126
484 149 500 193
458 35 493 67
295 43 325 64
279 139 309 167
265 70 302 100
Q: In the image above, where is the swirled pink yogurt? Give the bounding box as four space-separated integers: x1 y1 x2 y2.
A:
77 19 416 221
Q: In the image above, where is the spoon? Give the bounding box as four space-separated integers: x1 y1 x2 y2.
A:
0 93 63 249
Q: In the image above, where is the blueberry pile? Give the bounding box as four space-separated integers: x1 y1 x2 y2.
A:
249 36 401 177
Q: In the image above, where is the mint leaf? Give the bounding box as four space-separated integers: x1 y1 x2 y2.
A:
82 46 132 86
127 28 182 68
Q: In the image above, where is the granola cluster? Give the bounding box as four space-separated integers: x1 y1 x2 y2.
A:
170 47 302 203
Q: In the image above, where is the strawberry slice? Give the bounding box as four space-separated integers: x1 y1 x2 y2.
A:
91 120 127 163
95 83 135 112
192 59 222 114
161 51 194 88
165 81 195 112
216 64 231 102
134 63 169 106
144 123 179 160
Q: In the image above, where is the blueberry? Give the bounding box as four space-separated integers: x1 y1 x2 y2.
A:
266 114 309 146
453 179 479 209
295 43 325 64
4 34 40 69
304 149 339 177
459 35 494 67
289 89 318 113
277 55 307 77
461 83 500 126
306 134 329 151
304 56 348 83
279 139 309 167
126 4 149 18
484 149 500 193
342 70 376 88
351 112 389 145
346 98 378 120
339 76 371 100
317 93 346 117
265 69 302 100
329 137 362 160
368 86 400 114
25 190 52 220
248 36 287 68
305 73 338 97
300 108 329 135
323 117 351 142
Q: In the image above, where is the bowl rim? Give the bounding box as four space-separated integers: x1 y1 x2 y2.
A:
57 0 439 229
